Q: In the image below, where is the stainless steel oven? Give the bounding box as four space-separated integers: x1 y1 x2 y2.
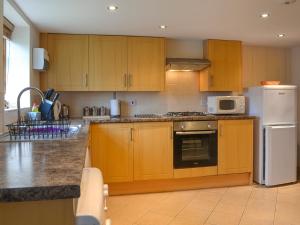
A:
173 121 218 169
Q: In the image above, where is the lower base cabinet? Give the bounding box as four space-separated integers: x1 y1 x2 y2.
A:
91 122 173 183
218 120 253 175
133 122 173 180
91 119 253 189
91 123 133 183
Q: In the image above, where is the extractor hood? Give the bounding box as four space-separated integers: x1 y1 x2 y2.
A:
166 58 211 72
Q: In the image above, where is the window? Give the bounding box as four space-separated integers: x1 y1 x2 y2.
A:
3 14 30 110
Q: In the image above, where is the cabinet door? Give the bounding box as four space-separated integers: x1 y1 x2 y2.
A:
91 124 133 183
128 37 165 91
218 120 253 175
47 34 89 91
89 35 128 91
242 46 290 88
200 40 242 92
133 122 173 180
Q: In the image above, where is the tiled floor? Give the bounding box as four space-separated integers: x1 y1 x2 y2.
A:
107 182 300 225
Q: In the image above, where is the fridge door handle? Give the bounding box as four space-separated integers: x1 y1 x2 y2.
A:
267 125 296 129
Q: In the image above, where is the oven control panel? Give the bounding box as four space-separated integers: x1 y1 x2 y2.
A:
174 121 218 132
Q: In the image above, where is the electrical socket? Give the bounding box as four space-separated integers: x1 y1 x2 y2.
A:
129 99 137 106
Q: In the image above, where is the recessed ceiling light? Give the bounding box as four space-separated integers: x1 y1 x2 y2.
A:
261 13 270 18
107 5 118 11
278 33 286 38
160 25 167 29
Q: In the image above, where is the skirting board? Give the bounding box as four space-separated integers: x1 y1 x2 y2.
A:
109 172 251 195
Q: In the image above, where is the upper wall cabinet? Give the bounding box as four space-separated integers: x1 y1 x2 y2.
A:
88 35 128 91
200 39 242 92
127 37 165 91
41 34 89 91
243 46 290 88
40 34 166 92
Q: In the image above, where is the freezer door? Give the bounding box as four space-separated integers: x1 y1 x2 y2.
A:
265 125 297 186
263 89 297 125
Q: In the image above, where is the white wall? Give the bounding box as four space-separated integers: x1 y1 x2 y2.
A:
290 46 300 166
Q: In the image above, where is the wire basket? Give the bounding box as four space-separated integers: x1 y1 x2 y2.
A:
6 119 71 141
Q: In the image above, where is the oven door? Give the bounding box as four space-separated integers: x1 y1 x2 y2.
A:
174 130 217 168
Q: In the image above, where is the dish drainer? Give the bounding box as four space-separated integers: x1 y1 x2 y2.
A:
6 119 71 141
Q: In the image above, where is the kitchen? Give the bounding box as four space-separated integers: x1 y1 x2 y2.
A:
0 0 300 225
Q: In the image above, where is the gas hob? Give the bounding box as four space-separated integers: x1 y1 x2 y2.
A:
134 112 209 118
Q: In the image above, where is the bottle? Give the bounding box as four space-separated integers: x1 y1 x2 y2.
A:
32 102 39 112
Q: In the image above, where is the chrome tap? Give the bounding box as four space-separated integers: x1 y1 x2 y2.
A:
17 87 45 123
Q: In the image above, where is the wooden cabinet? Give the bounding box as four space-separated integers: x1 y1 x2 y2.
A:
218 120 253 175
200 39 242 92
127 37 165 91
88 35 128 91
91 123 133 183
90 122 173 182
40 34 166 92
133 122 173 180
43 34 89 91
243 46 290 88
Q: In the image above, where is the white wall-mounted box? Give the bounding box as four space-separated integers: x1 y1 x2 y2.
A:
33 48 49 71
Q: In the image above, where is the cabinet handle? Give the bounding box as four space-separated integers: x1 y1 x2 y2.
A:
84 73 88 87
128 74 132 87
130 128 134 141
170 126 173 139
123 74 127 88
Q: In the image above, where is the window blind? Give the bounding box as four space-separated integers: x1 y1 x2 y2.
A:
3 17 14 39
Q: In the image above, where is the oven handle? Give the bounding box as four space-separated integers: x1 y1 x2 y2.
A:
175 130 216 135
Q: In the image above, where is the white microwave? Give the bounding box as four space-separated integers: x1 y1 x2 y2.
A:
207 96 246 114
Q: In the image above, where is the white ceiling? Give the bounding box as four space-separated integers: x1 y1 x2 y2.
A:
13 0 300 47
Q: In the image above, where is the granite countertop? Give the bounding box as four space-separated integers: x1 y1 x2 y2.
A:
0 114 255 203
90 114 256 124
0 120 89 202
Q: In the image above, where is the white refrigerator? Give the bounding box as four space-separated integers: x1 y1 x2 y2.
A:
247 85 297 186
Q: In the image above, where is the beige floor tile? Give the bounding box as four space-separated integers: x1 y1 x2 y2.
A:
108 204 149 224
277 182 300 194
189 192 223 211
239 216 274 225
277 192 300 205
243 198 276 219
274 201 300 225
150 190 197 217
250 186 278 202
196 187 228 195
220 186 253 206
107 183 300 225
206 210 243 225
109 216 137 225
213 198 247 215
134 211 173 225
175 203 212 225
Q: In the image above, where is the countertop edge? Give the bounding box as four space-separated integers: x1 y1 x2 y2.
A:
0 185 80 203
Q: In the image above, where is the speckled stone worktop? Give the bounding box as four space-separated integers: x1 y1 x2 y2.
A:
0 120 89 202
90 114 256 124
